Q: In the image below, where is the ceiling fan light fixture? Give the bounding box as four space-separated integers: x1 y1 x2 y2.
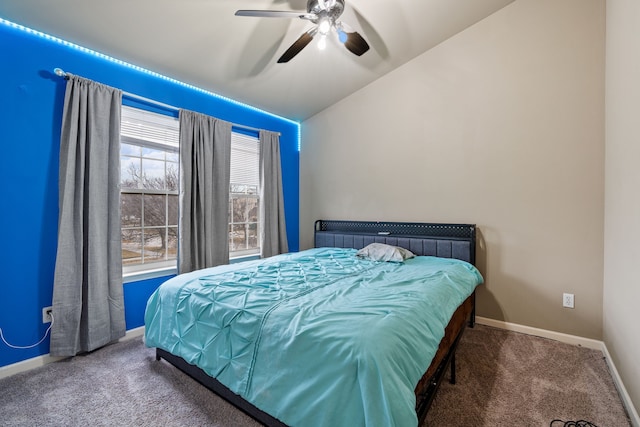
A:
318 19 331 35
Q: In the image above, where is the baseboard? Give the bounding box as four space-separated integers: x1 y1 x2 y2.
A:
601 343 640 427
476 316 639 426
119 325 145 342
0 353 67 380
0 326 146 380
475 316 603 349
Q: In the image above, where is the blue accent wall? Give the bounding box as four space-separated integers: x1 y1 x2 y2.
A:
0 20 299 368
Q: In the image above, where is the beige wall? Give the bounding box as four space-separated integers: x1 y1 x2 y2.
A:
300 0 605 339
604 0 640 416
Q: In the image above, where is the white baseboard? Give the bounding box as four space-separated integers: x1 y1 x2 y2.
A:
0 326 146 381
476 316 639 426
475 316 603 349
0 353 67 380
601 342 640 427
119 325 145 342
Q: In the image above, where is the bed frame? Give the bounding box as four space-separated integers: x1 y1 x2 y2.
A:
156 219 477 426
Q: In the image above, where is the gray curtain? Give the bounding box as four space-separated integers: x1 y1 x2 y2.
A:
259 131 288 258
51 75 125 357
178 110 232 273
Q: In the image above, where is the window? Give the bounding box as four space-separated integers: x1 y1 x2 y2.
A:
229 133 261 258
120 106 179 275
119 105 262 277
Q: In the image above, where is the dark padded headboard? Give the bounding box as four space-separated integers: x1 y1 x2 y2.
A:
314 220 476 265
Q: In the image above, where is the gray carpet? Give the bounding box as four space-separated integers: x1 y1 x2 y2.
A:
0 325 631 426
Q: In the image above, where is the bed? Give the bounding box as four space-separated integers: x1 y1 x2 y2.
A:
145 220 482 426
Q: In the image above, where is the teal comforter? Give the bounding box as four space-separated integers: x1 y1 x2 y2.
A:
144 248 483 426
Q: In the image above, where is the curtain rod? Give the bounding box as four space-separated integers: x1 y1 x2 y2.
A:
53 68 280 136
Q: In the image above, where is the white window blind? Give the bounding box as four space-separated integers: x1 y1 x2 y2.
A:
121 105 179 150
230 133 260 191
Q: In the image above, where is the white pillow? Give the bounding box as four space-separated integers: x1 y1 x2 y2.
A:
356 243 415 263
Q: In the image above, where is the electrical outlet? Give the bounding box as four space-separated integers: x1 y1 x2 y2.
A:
42 306 53 323
563 293 574 309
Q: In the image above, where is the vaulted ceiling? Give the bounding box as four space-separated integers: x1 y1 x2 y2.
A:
0 0 514 121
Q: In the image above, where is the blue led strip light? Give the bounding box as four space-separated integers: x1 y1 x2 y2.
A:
0 17 301 150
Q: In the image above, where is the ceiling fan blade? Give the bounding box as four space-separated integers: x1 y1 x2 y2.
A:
335 20 370 57
235 10 315 20
277 29 317 63
343 31 370 56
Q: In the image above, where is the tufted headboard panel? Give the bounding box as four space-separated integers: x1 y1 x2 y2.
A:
314 220 476 265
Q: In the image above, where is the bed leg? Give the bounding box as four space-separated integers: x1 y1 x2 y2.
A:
469 292 476 328
450 352 456 384
155 350 161 361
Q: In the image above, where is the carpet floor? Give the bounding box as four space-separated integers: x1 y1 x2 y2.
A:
0 324 631 426
425 325 630 426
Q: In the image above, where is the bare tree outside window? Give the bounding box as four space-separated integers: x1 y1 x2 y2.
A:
229 185 259 253
121 153 178 267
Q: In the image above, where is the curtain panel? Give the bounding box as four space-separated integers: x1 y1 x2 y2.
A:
178 109 232 273
51 75 125 357
259 131 288 258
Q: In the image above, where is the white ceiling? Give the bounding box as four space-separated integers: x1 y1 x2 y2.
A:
0 0 514 121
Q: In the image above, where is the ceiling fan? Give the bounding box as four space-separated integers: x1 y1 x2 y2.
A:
235 0 370 63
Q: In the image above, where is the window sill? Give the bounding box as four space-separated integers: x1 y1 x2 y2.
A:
123 255 259 283
123 266 178 284
230 254 260 264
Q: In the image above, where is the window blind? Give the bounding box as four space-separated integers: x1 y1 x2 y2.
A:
121 105 179 150
230 132 260 189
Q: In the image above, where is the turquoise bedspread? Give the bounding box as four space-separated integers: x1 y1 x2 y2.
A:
144 248 483 426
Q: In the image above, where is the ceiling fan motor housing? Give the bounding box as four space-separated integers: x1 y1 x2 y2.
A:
308 0 345 23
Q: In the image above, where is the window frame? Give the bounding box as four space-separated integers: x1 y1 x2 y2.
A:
120 106 180 282
119 106 264 281
229 132 261 259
